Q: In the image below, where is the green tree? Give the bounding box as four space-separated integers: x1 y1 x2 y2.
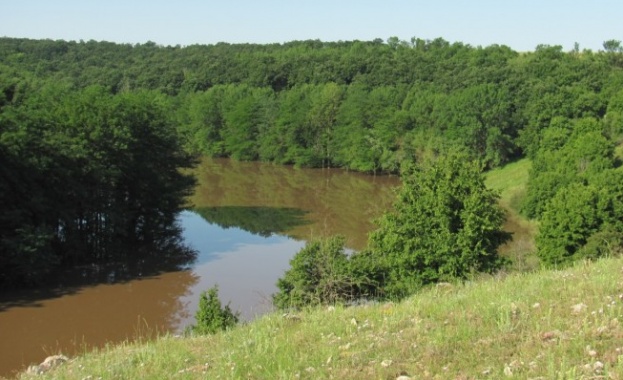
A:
603 40 622 53
274 236 357 309
536 183 601 267
521 119 614 219
0 83 196 286
367 153 509 298
536 169 623 267
191 286 239 335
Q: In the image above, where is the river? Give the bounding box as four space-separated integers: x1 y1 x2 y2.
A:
0 158 399 378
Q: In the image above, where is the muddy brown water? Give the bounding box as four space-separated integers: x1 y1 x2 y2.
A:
0 158 399 378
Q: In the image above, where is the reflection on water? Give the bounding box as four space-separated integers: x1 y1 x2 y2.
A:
0 158 399 378
194 206 310 237
190 158 400 250
179 210 306 322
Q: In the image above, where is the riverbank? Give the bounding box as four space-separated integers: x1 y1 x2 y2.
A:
16 254 623 379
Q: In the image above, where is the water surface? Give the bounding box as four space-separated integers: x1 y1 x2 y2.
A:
0 158 399 377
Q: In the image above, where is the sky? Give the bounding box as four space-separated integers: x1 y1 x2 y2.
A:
0 1 621 52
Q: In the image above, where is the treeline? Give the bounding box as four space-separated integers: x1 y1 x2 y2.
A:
1 37 622 172
2 36 623 287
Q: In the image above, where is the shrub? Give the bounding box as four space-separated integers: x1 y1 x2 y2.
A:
191 286 239 335
367 152 510 298
577 226 623 259
273 235 358 310
536 183 602 267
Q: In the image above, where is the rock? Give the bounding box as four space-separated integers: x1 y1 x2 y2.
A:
540 331 557 341
26 354 69 375
571 303 587 314
381 359 393 368
588 349 597 357
503 365 513 377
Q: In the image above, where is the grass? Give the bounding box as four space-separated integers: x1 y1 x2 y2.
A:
485 158 532 205
18 255 623 379
485 158 539 271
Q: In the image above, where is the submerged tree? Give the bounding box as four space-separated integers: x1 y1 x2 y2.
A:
0 83 197 287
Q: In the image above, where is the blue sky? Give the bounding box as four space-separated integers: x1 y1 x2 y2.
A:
1 1 621 51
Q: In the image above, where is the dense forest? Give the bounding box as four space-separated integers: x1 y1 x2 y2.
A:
1 36 623 289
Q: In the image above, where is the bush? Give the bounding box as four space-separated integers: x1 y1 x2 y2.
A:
191 286 239 335
274 154 511 307
577 226 623 259
273 235 359 310
536 183 602 267
367 152 510 298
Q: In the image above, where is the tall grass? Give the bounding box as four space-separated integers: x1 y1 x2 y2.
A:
485 158 539 271
19 256 623 379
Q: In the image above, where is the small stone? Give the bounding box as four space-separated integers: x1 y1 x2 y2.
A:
588 349 597 357
396 376 411 380
541 331 556 341
503 365 513 377
381 359 393 368
571 303 587 314
532 302 541 308
27 355 69 375
593 361 604 372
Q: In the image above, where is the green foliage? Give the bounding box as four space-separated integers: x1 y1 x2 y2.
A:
577 226 623 260
5 36 623 286
367 153 510 298
603 39 623 53
522 119 615 219
274 236 359 309
536 169 623 267
0 82 196 286
191 286 239 335
536 183 602 266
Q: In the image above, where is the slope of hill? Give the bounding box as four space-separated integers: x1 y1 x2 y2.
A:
19 254 623 379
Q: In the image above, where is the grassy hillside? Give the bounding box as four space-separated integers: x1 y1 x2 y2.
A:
485 158 539 271
19 255 623 379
